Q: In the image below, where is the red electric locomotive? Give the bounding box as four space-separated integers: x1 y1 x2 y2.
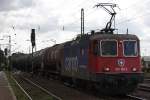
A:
88 33 143 94
60 32 143 95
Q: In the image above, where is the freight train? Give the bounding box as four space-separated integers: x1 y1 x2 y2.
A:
11 3 144 95
11 32 144 95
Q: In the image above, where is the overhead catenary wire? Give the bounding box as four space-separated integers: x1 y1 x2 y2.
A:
117 11 150 25
62 0 116 32
115 0 150 24
34 0 150 34
66 0 146 24
61 0 118 28
0 0 147 53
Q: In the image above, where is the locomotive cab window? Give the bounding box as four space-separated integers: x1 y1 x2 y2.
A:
101 40 117 56
123 40 137 56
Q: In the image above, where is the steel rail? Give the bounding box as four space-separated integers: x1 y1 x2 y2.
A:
11 76 33 100
138 84 150 92
22 77 62 100
127 95 147 100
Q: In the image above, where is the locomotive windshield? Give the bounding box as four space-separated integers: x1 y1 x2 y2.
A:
101 40 117 56
123 40 137 56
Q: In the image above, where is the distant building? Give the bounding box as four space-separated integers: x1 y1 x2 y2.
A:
142 56 150 68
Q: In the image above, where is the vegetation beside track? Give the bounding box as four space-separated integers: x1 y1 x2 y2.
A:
14 73 53 100
5 71 29 100
6 71 53 100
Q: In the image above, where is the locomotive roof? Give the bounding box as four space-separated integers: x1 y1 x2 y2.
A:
90 34 139 40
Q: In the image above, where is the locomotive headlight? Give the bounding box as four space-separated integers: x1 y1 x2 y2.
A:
104 67 110 72
132 67 137 72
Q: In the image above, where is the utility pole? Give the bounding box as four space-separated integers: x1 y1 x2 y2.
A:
3 35 11 70
0 39 4 52
8 36 11 71
81 8 84 35
29 46 31 54
8 36 11 56
31 29 36 74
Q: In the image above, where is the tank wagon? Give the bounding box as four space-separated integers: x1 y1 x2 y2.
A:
11 53 32 72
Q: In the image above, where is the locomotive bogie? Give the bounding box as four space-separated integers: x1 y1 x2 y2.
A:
91 73 144 95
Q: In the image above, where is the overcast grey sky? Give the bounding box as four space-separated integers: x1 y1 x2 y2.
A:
0 0 150 56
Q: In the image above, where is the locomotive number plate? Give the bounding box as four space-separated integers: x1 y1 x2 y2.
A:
115 67 128 71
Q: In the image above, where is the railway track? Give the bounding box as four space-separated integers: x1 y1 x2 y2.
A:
130 84 150 100
12 76 33 100
138 84 150 92
143 76 150 83
13 72 150 100
25 75 101 100
144 79 150 83
22 77 62 100
12 75 62 100
127 95 147 100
